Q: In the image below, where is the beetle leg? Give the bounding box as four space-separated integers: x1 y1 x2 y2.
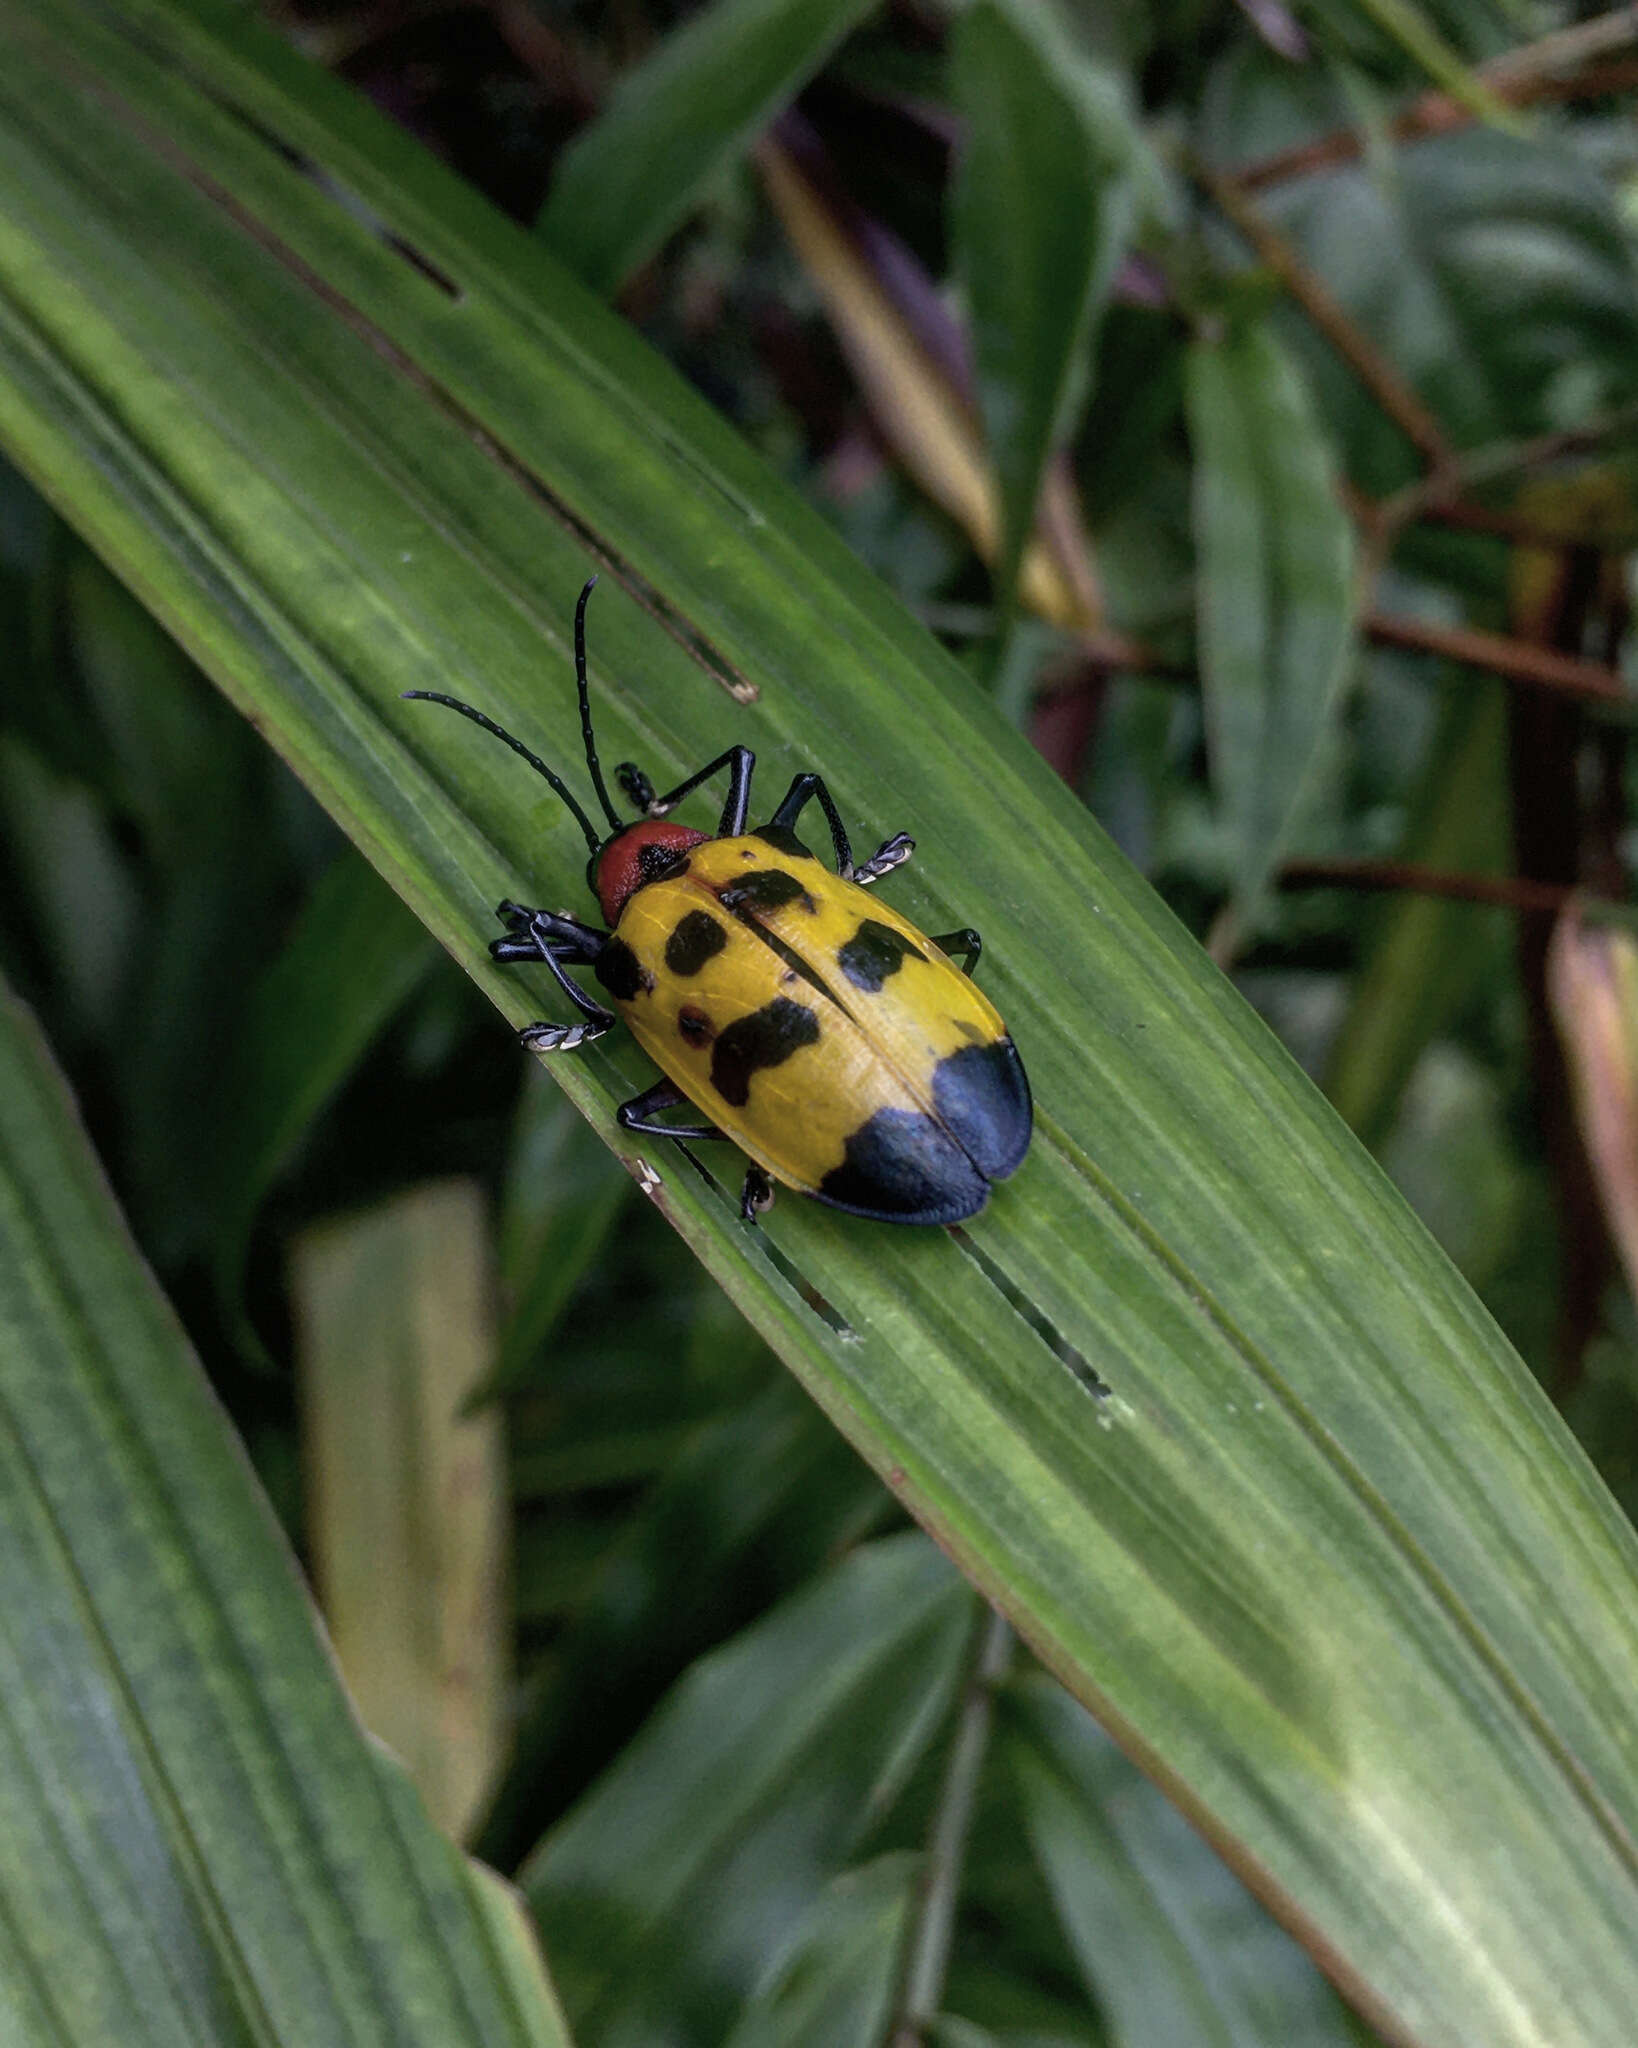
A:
615 1078 724 1143
638 746 756 836
852 832 915 886
491 910 617 1051
930 928 983 976
767 773 853 876
492 901 607 963
739 1165 775 1222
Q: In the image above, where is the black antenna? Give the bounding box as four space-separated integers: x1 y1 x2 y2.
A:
402 691 604 857
574 577 624 833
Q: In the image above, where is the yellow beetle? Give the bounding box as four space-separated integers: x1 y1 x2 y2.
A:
408 581 1031 1224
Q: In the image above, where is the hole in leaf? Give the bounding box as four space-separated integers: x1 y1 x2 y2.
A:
122 51 759 698
667 1143 855 1338
382 233 462 301
203 90 467 300
950 1228 1108 1399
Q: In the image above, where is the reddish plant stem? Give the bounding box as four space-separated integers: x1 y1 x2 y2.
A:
1191 157 1456 475
1364 613 1629 704
1278 859 1575 913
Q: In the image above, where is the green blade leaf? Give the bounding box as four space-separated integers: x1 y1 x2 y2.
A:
1004 1677 1356 2047
524 1534 970 2040
539 0 878 295
1187 315 1357 911
2 6 1638 2042
1325 677 1511 1148
949 0 1134 634
487 1370 885 1871
0 970 564 2044
722 1855 918 2048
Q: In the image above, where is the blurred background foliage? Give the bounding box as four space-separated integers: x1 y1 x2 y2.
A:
5 0 1638 2039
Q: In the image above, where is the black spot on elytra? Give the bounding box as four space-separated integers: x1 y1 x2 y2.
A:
837 918 924 993
720 868 816 917
753 824 817 860
665 909 729 976
709 996 820 1107
931 1037 1033 1181
817 1108 988 1225
678 1005 714 1047
595 938 649 1002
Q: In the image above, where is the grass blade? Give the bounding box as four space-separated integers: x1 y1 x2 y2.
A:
0 970 563 2043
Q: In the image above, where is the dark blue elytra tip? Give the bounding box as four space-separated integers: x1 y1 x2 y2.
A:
932 1038 1032 1182
815 1036 1032 1224
817 1107 989 1224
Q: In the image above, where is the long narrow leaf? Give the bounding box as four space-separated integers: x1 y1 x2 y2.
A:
293 1180 509 1844
540 0 878 294
0 971 565 2044
526 1535 969 2040
950 0 1134 633
1188 316 1356 911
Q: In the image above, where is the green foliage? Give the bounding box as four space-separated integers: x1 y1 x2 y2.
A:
949 0 1137 635
1187 315 1356 911
540 0 878 293
2 1 1638 2045
0 978 569 2044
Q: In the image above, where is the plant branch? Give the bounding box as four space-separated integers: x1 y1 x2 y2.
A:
1235 7 1638 189
1380 402 1638 533
1364 613 1631 703
889 1606 1013 2046
1278 857 1576 912
1189 155 1456 475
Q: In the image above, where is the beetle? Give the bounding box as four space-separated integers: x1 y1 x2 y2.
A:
406 578 1031 1225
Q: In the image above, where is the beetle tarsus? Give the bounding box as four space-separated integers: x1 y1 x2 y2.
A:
852 833 915 886
520 1017 612 1053
616 761 663 816
492 902 616 1042
740 1165 775 1223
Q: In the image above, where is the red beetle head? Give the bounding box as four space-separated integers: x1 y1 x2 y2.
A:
592 819 710 924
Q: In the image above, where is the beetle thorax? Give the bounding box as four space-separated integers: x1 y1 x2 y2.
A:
595 821 710 924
